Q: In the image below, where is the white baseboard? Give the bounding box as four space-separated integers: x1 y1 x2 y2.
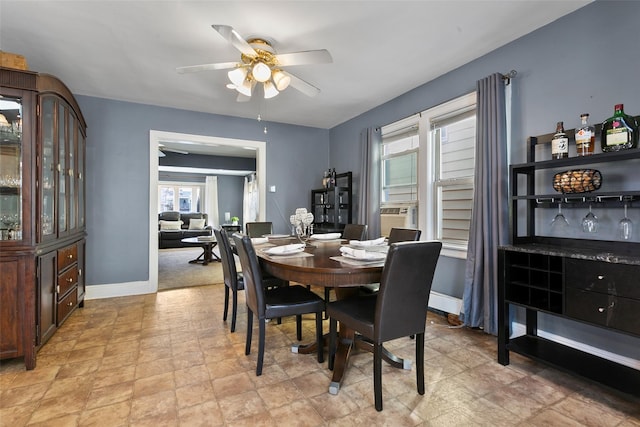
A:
512 322 640 370
428 291 462 315
85 280 157 300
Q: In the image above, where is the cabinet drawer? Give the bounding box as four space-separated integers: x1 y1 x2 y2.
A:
565 259 640 300
57 244 78 271
57 287 77 325
57 265 78 299
566 287 640 336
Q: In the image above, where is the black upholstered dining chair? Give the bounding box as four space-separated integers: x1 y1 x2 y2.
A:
233 234 325 376
387 227 422 244
245 221 273 238
213 227 244 333
328 240 442 411
341 223 368 241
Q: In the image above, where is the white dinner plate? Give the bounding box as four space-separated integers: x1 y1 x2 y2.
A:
342 251 387 261
264 246 305 256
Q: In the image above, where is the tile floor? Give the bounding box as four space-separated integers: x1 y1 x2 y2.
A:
1 283 639 426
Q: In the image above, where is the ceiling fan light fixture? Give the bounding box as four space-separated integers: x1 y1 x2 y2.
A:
272 70 291 91
263 80 279 99
236 78 254 97
252 61 271 82
228 67 248 86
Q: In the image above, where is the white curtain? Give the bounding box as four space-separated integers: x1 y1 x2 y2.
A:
205 176 219 228
243 173 259 224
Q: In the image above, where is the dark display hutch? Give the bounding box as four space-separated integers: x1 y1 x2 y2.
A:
498 120 640 396
311 171 352 233
0 67 87 370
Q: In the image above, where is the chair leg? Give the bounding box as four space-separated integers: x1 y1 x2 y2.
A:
223 286 230 321
315 311 324 363
230 289 238 333
416 332 425 395
328 317 337 371
296 315 302 341
374 343 383 411
323 288 330 319
245 309 253 356
257 318 266 376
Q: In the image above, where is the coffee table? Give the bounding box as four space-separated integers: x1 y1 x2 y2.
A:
180 236 220 265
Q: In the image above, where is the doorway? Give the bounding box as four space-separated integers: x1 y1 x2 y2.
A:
149 130 267 292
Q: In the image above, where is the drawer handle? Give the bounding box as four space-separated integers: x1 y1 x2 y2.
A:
597 275 604 280
68 254 74 260
68 301 73 307
56 285 60 293
598 307 605 313
67 278 73 283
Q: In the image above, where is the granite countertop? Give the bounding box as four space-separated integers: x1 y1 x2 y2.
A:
500 243 640 266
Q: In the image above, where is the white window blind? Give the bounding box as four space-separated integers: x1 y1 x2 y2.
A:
432 111 476 248
381 115 419 203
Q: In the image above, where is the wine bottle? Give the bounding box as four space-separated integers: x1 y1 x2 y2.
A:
601 104 638 152
575 113 595 156
551 121 569 159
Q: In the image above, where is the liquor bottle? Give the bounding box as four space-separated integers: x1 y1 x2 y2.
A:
551 121 569 159
330 168 336 187
575 113 595 156
601 104 638 152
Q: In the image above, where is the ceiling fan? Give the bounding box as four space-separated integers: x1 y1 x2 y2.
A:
177 25 332 101
158 143 189 158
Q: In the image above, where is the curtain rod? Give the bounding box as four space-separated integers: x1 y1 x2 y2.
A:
502 70 517 85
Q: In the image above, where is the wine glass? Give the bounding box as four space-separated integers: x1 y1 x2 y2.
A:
551 203 569 231
582 204 598 233
618 203 633 240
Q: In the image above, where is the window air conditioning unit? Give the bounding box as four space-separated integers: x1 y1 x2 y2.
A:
380 205 418 237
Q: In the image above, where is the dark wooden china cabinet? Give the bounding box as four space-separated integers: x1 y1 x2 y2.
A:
0 67 87 369
498 123 640 395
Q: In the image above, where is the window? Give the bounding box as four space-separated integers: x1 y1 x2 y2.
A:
158 183 203 213
419 93 477 258
381 115 419 203
433 111 476 249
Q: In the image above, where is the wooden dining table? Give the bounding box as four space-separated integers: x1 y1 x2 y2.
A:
255 237 412 394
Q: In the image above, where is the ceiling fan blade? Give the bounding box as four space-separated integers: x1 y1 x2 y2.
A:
212 24 257 57
176 62 239 74
285 71 321 97
275 49 333 67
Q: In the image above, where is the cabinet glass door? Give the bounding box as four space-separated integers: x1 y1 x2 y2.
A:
0 97 23 241
68 113 76 231
78 132 84 228
57 103 67 234
41 97 55 238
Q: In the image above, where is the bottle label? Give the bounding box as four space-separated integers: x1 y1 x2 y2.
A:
606 128 628 146
552 137 568 154
575 129 591 145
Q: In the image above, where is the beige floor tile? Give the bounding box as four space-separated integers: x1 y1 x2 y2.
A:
1 283 637 426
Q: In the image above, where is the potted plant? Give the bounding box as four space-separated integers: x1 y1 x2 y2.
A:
231 216 239 226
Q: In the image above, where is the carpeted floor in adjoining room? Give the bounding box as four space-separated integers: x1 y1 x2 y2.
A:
158 247 224 291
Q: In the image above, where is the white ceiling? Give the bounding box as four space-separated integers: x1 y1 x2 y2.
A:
1 1 589 133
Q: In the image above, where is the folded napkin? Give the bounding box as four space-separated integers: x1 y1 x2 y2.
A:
339 246 387 260
349 237 386 246
310 233 342 240
266 243 305 254
251 237 269 245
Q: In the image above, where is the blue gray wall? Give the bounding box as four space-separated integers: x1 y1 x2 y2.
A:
330 0 639 360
